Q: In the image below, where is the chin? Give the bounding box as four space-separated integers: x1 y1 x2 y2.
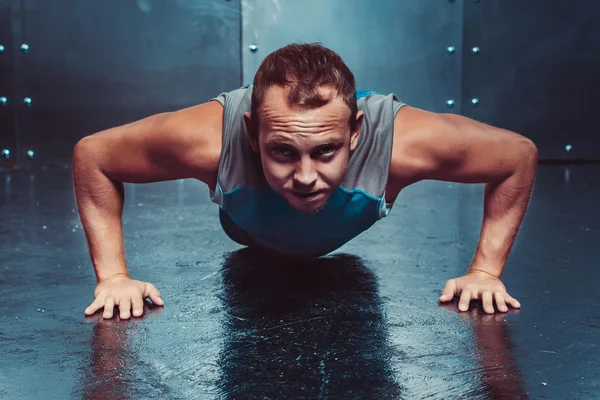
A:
288 196 329 214
298 203 327 214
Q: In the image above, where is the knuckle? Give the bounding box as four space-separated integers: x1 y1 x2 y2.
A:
94 293 107 302
464 284 476 292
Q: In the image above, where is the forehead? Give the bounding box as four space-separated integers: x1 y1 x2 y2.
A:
259 85 350 132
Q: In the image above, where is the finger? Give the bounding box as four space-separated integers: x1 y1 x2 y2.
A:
146 284 164 306
439 280 457 302
103 296 116 319
505 293 521 309
119 297 132 320
458 291 471 312
85 295 106 316
482 291 494 314
131 295 145 317
494 292 508 313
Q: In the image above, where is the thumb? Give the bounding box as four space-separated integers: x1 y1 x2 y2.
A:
439 279 457 302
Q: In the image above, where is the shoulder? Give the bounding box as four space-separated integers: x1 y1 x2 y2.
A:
163 100 225 184
387 106 455 195
213 85 253 112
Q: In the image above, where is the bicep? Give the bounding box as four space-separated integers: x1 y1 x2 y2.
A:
74 101 223 184
389 107 536 185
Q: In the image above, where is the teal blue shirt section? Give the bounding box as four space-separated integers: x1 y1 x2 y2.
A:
221 184 383 257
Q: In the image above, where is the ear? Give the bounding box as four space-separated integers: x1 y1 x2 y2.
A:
243 112 260 154
349 111 364 151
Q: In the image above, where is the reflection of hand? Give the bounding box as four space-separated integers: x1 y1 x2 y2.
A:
440 302 529 399
84 274 164 319
439 270 520 314
458 309 507 325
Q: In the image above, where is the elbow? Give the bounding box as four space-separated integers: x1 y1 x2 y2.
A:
515 138 538 176
521 138 539 165
73 137 89 167
73 134 102 159
73 135 102 174
73 135 90 154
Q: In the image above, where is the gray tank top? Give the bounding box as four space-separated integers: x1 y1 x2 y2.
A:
209 85 406 256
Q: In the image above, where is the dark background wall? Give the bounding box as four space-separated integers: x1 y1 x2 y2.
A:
462 0 600 161
1 0 599 167
0 0 241 165
241 1 464 116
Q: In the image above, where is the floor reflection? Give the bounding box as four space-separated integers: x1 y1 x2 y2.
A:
77 318 134 400
76 304 161 400
217 248 402 399
74 249 529 400
441 303 530 400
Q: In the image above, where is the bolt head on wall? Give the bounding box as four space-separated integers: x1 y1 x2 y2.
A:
0 45 4 53
471 98 480 106
27 150 35 159
565 144 573 153
249 44 258 52
2 149 10 159
21 44 30 53
0 96 7 106
446 99 455 108
23 97 32 106
447 46 456 54
472 46 480 54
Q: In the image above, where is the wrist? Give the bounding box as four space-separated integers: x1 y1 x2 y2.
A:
470 253 505 279
98 271 130 283
469 267 501 279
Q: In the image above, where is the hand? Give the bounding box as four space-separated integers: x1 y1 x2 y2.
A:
84 274 164 319
439 270 521 314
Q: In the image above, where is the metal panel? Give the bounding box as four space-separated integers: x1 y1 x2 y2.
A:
0 0 17 167
9 0 241 165
462 0 600 160
242 0 463 114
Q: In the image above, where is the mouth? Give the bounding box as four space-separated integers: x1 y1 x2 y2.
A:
292 190 325 202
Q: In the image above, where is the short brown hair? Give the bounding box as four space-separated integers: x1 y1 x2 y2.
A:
251 43 358 132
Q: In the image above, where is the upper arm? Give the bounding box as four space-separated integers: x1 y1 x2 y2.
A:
388 106 538 191
73 100 224 186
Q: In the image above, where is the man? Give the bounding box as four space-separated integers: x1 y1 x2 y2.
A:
73 43 537 320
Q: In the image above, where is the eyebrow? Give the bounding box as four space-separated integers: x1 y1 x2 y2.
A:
264 136 346 147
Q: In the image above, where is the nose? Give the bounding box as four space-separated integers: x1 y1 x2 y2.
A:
293 156 318 188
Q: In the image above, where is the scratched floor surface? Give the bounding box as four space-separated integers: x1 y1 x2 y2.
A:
0 164 598 399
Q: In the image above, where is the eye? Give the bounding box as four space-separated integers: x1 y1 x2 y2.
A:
273 146 292 156
316 145 337 156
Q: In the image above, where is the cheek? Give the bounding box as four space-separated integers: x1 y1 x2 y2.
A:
260 157 291 185
319 153 350 184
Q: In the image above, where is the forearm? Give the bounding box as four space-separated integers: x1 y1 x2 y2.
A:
470 148 537 278
73 139 129 283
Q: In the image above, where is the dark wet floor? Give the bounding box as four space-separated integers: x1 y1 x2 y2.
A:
1 164 599 399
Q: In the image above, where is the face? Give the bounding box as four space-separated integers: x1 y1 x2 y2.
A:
244 85 363 214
